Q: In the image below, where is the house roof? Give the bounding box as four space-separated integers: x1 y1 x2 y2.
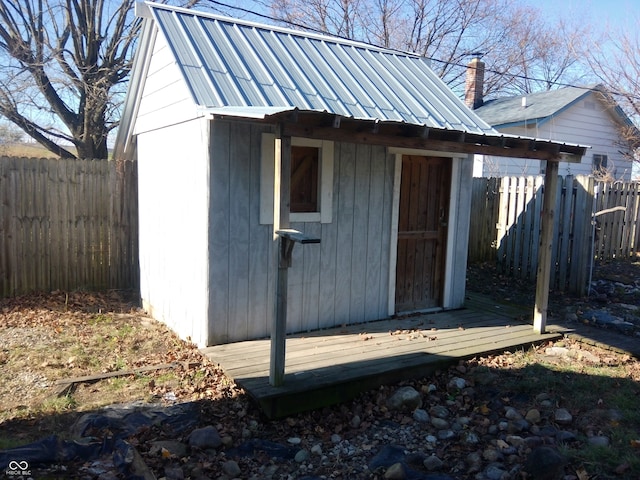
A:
474 85 636 131
114 2 587 161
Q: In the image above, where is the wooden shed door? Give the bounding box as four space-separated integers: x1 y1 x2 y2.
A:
395 155 451 312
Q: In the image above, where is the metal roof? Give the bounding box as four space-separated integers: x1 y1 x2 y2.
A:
141 1 497 136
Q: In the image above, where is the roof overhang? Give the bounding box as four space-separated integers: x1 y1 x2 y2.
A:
204 108 587 162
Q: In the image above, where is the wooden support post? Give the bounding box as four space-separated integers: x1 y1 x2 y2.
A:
533 160 559 333
269 129 322 387
271 230 320 387
271 238 290 387
271 131 291 387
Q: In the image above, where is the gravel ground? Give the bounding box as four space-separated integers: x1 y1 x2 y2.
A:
1 260 639 480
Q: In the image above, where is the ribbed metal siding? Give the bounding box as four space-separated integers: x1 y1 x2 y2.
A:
150 5 495 135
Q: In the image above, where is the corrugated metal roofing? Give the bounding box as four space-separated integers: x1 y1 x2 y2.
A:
144 2 497 136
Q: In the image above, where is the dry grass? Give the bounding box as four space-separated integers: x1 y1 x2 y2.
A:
0 291 238 445
0 142 62 158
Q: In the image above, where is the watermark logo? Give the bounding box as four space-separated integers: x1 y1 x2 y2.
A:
5 460 31 477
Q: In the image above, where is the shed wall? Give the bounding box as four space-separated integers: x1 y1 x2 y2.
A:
134 28 200 136
207 120 395 345
137 118 210 347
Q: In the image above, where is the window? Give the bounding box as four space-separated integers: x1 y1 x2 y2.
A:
260 134 333 224
593 154 608 171
291 145 319 213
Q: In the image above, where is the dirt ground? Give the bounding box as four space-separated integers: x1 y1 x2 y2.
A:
0 290 242 448
0 258 639 478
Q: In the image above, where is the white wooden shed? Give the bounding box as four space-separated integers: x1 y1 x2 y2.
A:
114 2 586 354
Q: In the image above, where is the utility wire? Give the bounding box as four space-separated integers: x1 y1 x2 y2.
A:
206 0 640 103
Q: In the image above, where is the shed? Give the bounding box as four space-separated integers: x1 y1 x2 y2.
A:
114 2 586 363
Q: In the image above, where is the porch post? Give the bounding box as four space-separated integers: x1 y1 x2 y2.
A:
271 129 291 387
533 160 559 333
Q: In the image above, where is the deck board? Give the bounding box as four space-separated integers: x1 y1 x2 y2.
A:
201 293 560 418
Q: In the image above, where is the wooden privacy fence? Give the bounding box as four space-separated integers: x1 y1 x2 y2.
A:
469 175 640 295
0 157 138 297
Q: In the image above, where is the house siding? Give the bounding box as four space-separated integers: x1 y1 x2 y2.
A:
137 117 211 347
479 93 634 180
207 120 394 345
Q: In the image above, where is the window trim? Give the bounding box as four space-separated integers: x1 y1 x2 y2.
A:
260 133 333 225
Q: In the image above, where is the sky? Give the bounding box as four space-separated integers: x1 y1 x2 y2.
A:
523 0 638 32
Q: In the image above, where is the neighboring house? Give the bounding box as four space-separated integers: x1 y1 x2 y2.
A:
465 62 636 179
114 2 585 347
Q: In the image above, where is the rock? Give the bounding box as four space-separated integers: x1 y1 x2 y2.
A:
484 464 507 480
287 437 302 445
588 436 610 447
536 392 551 403
188 426 222 449
413 409 429 423
384 462 406 479
429 405 450 419
456 416 471 426
506 435 525 447
425 435 437 444
431 417 449 429
437 430 455 440
461 431 479 444
150 440 188 458
387 386 422 411
554 408 573 425
164 465 185 480
330 433 342 443
311 444 322 455
504 407 522 420
222 460 241 477
545 346 570 357
351 415 361 428
447 377 467 390
524 446 567 480
574 349 601 364
525 408 541 423
556 430 576 442
423 455 444 471
295 449 310 463
508 418 530 433
483 447 502 462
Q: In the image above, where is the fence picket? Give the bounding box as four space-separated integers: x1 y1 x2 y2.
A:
0 157 138 297
469 175 639 295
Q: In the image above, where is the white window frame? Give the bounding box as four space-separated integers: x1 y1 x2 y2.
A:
260 133 333 224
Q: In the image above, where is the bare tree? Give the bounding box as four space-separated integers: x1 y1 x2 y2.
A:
265 0 588 100
584 15 640 169
0 0 206 159
0 0 144 158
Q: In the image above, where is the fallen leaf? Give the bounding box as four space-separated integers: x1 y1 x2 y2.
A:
575 466 589 480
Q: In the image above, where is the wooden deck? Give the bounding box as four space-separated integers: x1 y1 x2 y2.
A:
201 293 561 418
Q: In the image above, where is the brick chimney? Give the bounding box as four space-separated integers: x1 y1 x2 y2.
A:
464 56 485 110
